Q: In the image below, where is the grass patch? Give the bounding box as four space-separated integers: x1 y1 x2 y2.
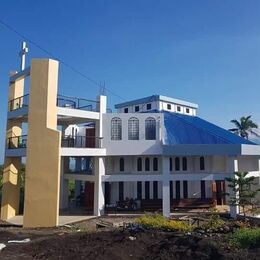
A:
137 213 194 232
231 228 260 249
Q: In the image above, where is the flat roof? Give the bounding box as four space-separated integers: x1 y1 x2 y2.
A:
115 95 199 109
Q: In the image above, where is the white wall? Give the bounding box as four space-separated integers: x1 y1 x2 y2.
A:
103 113 163 155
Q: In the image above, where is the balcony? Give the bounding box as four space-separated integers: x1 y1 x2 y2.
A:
7 135 103 149
61 135 103 149
8 95 29 112
7 135 27 149
8 94 100 112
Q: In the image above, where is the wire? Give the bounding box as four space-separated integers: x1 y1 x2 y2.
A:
0 18 126 102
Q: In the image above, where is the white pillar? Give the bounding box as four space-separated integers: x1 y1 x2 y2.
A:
94 157 105 216
162 156 170 217
226 157 239 219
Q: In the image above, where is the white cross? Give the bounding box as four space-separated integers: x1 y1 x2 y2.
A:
19 41 28 71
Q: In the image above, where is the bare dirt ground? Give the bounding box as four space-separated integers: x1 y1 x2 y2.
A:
0 217 259 260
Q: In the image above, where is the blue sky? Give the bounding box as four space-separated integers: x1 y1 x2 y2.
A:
0 1 260 162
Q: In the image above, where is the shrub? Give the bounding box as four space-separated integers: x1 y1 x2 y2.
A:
137 213 194 232
231 228 260 249
201 208 225 229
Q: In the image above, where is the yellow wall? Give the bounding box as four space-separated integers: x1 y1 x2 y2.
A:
23 59 61 227
1 78 24 220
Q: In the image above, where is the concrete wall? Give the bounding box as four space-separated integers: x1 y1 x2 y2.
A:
23 59 61 228
103 113 163 155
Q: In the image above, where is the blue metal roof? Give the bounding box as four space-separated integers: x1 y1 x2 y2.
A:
163 112 256 145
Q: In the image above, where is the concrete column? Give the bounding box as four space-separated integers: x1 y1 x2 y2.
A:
1 74 24 221
226 157 239 218
24 59 61 228
162 156 170 217
94 157 105 216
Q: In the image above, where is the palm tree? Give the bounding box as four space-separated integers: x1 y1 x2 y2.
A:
229 116 259 139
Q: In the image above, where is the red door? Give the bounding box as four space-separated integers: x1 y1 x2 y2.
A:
86 128 95 148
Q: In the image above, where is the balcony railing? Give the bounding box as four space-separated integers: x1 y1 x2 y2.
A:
8 94 29 112
7 135 27 149
8 94 101 112
65 170 93 175
61 135 103 148
6 135 103 149
57 95 99 112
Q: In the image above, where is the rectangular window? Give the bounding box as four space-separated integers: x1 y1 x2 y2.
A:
153 181 158 199
183 181 188 199
137 181 142 199
135 106 139 112
146 103 152 110
176 181 180 199
167 104 171 110
124 108 128 113
186 108 190 113
145 181 150 199
119 182 124 201
201 180 206 199
177 106 181 112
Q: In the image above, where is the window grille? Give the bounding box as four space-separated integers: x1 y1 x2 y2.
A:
145 117 156 140
111 117 122 140
128 117 139 140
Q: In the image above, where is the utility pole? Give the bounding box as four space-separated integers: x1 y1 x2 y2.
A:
19 41 28 71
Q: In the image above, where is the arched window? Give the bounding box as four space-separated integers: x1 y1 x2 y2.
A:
145 117 156 140
169 158 173 171
145 158 150 171
153 158 158 171
182 157 187 171
111 117 122 140
128 117 139 140
200 157 205 171
137 157 142 171
119 157 124 172
175 157 180 171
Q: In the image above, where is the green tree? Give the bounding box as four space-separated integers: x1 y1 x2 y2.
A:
225 172 260 221
229 116 259 139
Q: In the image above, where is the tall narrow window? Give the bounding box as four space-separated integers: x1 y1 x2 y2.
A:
145 117 156 140
182 157 187 171
170 181 173 199
176 181 180 199
153 181 158 199
137 157 142 171
145 181 150 199
137 182 142 199
183 181 188 198
200 157 205 171
145 158 150 171
119 182 124 201
169 158 173 171
128 117 139 140
175 157 180 171
124 108 128 113
111 117 122 140
201 180 206 199
153 158 158 171
119 157 124 172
